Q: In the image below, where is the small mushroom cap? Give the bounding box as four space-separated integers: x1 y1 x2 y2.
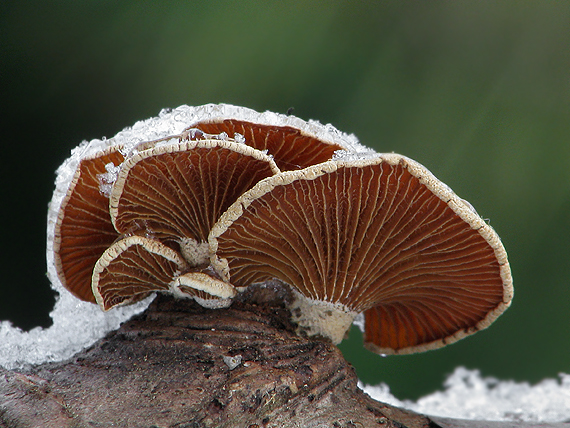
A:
175 271 235 309
209 154 513 353
53 146 124 303
109 140 279 255
92 235 236 311
190 119 344 171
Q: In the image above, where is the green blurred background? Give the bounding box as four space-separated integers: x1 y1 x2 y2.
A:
1 2 569 401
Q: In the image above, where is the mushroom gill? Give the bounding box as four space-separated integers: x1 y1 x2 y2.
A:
53 146 124 303
92 235 235 311
110 140 279 266
92 139 279 310
188 119 344 171
209 154 513 354
53 137 279 310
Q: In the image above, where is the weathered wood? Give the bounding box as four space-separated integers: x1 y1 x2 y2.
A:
0 286 567 428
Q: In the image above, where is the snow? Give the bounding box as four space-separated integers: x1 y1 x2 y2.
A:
0 294 154 370
361 367 570 423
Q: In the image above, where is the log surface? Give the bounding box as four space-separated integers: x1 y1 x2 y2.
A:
1 289 567 428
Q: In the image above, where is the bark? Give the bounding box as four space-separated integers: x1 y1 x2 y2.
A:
0 285 567 428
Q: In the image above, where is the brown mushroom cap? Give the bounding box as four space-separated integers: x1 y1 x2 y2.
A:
188 119 344 171
209 154 513 353
110 140 279 267
92 235 235 311
53 146 124 303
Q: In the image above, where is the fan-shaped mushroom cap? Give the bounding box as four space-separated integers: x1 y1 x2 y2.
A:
209 154 513 353
189 119 343 171
109 140 279 267
53 146 124 303
92 235 236 311
114 104 374 165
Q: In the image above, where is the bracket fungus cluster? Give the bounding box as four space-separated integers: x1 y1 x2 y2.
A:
50 104 513 355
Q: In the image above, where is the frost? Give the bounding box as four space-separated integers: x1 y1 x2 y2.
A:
234 132 246 144
181 127 205 141
97 162 121 197
361 367 570 423
332 148 386 163
158 107 173 117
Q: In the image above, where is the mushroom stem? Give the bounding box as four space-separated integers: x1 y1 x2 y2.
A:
179 238 210 266
288 288 357 344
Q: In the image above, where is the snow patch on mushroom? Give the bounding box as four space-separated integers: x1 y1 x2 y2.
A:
97 162 121 197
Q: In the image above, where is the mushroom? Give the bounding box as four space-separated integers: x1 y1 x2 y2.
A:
92 235 235 310
109 140 279 265
51 104 513 353
114 103 373 175
209 153 513 354
54 137 279 310
187 119 344 171
153 103 375 172
53 146 124 303
93 139 279 310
